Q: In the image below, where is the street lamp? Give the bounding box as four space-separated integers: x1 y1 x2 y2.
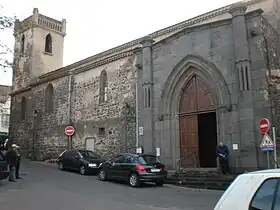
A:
32 109 38 161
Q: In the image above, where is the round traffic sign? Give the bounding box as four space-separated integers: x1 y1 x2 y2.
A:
65 126 75 136
260 118 270 134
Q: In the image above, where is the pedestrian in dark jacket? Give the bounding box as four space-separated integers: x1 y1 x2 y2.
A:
5 146 18 182
12 144 21 179
216 142 230 175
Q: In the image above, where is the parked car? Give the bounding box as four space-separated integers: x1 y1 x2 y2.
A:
57 149 101 175
98 153 168 187
0 151 8 180
214 168 280 210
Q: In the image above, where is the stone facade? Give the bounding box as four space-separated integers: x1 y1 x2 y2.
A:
9 0 280 171
10 51 138 160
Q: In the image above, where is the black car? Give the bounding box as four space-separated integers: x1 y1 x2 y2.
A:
98 153 167 187
0 151 8 180
57 150 101 175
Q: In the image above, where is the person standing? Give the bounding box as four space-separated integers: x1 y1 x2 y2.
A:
216 142 230 175
12 144 21 179
5 145 18 182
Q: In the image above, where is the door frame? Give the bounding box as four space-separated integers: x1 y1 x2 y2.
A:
85 137 96 152
157 56 232 170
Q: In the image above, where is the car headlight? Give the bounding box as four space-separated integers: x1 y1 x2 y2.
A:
88 163 97 167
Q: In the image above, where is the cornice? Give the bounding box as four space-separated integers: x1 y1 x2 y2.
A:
14 23 66 37
72 47 140 75
10 86 31 96
10 47 140 96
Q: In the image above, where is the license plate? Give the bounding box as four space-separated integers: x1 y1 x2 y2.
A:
89 164 97 168
151 169 161 172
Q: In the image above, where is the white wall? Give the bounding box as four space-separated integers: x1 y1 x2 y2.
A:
0 97 11 133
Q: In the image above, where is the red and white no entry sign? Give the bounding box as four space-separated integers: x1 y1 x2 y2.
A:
260 118 270 134
65 126 75 136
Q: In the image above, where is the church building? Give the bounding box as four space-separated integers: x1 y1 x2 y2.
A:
9 0 280 171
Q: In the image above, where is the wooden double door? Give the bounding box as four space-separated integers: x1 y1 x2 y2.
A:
179 75 217 168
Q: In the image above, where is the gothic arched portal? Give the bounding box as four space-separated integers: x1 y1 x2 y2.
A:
179 74 217 168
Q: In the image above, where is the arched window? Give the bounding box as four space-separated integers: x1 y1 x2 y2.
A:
45 84 54 113
99 70 108 103
21 35 25 53
45 33 52 53
21 97 26 120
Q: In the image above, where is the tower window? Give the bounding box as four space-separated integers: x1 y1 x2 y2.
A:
99 70 108 103
45 83 54 113
45 33 52 53
21 35 25 53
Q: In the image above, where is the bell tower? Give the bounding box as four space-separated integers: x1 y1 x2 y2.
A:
12 8 66 92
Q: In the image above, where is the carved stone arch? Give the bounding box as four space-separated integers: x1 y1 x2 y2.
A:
157 54 232 168
159 54 232 117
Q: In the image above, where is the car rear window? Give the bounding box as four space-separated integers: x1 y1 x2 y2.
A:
138 155 160 165
79 151 99 159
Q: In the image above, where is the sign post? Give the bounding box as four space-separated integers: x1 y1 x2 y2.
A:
259 118 274 169
272 126 278 168
65 126 75 136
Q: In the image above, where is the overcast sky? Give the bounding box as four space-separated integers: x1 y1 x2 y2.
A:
0 0 239 86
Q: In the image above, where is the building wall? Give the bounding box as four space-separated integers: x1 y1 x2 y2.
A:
13 27 33 91
13 9 66 93
71 55 137 158
137 8 274 170
0 97 11 135
10 54 137 160
32 27 65 76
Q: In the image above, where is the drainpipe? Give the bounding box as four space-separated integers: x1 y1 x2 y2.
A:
67 73 73 150
135 82 139 148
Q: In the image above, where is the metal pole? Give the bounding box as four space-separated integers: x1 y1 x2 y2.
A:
273 126 277 168
67 73 73 150
267 151 270 169
135 83 139 148
32 116 35 160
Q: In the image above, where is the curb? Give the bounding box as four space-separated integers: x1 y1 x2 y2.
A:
164 184 224 193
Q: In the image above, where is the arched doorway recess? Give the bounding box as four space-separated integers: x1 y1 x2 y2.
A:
179 74 217 168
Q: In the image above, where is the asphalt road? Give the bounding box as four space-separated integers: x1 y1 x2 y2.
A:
0 160 223 210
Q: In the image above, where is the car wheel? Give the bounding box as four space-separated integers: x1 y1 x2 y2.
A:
58 162 64 171
98 169 107 181
129 173 140 188
155 180 164 187
79 166 86 175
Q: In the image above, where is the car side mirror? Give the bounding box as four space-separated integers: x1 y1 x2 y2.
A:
74 155 80 159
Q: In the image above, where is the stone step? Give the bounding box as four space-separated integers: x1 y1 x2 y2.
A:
165 179 230 190
169 175 235 182
166 170 236 190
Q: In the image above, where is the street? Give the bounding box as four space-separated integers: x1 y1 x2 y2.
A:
0 160 223 210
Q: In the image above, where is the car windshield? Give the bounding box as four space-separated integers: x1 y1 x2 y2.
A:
138 155 160 165
79 151 99 159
